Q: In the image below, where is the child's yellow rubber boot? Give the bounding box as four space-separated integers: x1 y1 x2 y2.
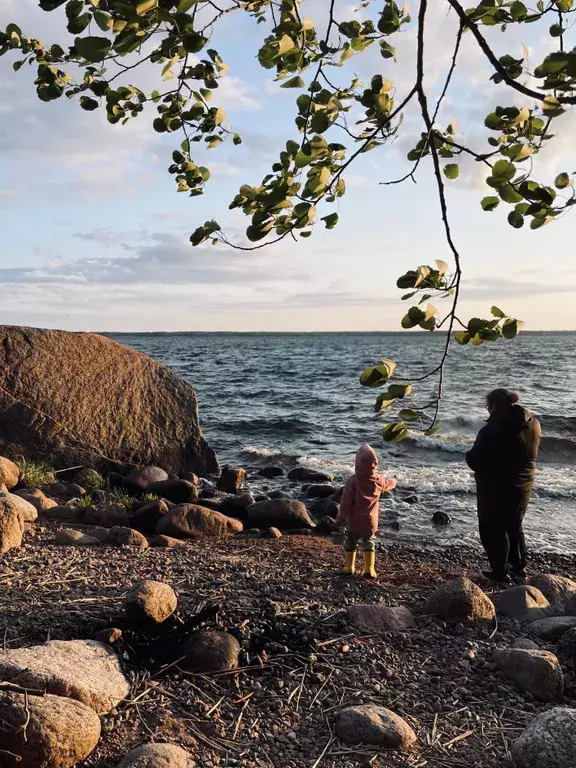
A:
343 551 356 575
363 551 377 579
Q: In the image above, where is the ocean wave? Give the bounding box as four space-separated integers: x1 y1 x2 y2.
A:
539 436 576 464
539 415 576 436
228 417 315 436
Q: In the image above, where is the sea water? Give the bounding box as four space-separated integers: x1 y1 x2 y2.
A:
111 331 576 554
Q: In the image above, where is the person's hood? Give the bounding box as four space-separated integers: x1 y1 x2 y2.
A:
489 404 533 434
355 443 379 477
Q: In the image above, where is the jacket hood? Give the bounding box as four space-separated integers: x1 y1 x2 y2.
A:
355 443 379 476
489 404 533 434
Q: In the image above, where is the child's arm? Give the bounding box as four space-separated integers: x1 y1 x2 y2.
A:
335 476 355 528
379 474 397 493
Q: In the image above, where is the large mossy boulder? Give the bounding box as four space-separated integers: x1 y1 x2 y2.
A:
0 326 218 476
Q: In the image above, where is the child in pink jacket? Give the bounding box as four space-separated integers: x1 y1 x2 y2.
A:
335 443 397 578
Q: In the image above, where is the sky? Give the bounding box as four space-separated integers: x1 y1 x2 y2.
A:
0 0 575 332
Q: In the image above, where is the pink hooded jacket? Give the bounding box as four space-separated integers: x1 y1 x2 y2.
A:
335 444 396 534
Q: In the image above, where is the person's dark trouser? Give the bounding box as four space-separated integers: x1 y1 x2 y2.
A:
476 481 532 578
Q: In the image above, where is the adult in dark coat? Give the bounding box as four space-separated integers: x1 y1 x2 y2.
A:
466 389 541 584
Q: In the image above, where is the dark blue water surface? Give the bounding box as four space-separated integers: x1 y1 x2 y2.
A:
111 332 576 554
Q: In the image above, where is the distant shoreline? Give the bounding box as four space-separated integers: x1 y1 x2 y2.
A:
105 329 576 336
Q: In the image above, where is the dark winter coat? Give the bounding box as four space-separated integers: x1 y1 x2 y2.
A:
466 405 541 491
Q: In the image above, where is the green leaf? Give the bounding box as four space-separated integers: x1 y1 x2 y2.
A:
425 422 442 437
491 306 505 318
499 184 523 204
281 76 305 88
178 0 199 10
399 408 420 422
321 213 338 230
443 163 459 180
359 359 396 388
75 36 111 62
454 331 470 345
39 0 67 9
375 394 396 413
510 1 527 18
387 383 412 398
435 259 448 276
233 134 242 146
481 196 500 212
507 210 524 228
79 95 99 111
183 33 207 53
382 422 408 443
549 23 563 37
491 159 516 184
136 0 158 13
555 172 571 189
401 306 425 329
502 319 525 339
294 151 312 168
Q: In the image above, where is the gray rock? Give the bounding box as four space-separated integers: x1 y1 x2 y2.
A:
529 573 576 608
247 498 314 529
127 466 169 490
43 505 82 521
177 630 240 673
432 511 452 526
74 468 105 490
287 467 334 483
307 497 340 519
336 704 417 748
147 479 198 505
512 637 540 650
42 481 86 501
0 486 37 523
257 467 285 479
423 577 495 624
0 504 24 554
156 504 243 538
130 500 170 534
262 527 282 539
0 639 130 714
13 488 56 514
218 492 254 516
556 627 576 662
118 743 194 767
496 585 551 623
493 648 563 702
85 527 111 543
216 465 246 494
0 456 20 489
526 616 576 641
55 528 100 546
513 707 576 768
83 503 130 528
149 534 189 548
0 691 101 768
107 526 149 549
347 604 415 633
125 580 177 624
304 484 337 499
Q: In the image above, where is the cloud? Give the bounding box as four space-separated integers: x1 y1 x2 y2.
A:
463 276 576 300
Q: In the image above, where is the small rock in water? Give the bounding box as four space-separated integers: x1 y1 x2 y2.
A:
432 511 452 526
257 466 285 479
402 494 419 505
287 467 334 483
217 465 246 494
303 484 337 499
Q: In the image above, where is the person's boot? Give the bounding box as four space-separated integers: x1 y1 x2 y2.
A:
363 551 377 579
482 570 512 586
343 551 356 575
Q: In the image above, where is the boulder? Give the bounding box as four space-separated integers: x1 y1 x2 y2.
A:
247 499 314 529
43 505 82 521
262 527 282 539
177 630 240 673
287 467 334 483
304 484 337 499
125 580 177 624
336 705 417 749
146 479 198 505
85 526 111 543
13 488 57 513
346 604 416 634
0 456 19 489
118 743 194 768
0 326 218 475
314 515 338 535
0 486 38 523
55 528 100 546
307 497 340 519
127 466 169 490
556 627 576 662
131 499 170 534
0 639 130 714
257 466 285 479
513 707 576 768
74 467 105 490
150 535 189 549
0 691 101 768
0 504 24 554
216 465 246 494
526 616 576 641
496 586 551 624
493 648 563 702
156 504 243 539
432 511 452 526
513 638 540 651
564 595 576 616
107 526 149 549
83 503 130 528
217 493 254 517
529 573 576 608
423 577 495 624
180 470 199 484
41 481 86 501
